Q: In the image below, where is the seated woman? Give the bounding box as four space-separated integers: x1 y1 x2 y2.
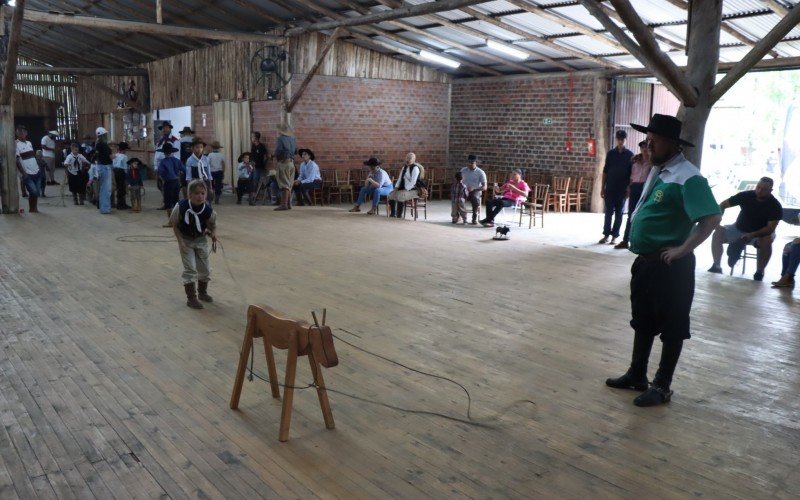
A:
387 152 422 219
772 238 800 288
292 149 322 206
350 157 393 215
480 169 530 227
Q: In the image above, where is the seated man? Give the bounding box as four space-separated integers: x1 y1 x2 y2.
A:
350 157 392 215
480 169 529 227
292 148 322 206
708 177 782 281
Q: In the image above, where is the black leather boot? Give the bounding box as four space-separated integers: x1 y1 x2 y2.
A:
389 200 397 217
197 281 213 302
396 202 405 219
184 283 203 309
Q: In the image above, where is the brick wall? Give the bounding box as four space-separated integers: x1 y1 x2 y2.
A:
251 75 451 170
449 74 604 179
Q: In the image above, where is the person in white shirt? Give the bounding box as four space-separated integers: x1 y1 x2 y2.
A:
40 130 58 185
63 141 90 205
15 125 41 212
388 152 422 218
292 149 322 206
184 138 212 201
112 141 131 209
207 141 226 204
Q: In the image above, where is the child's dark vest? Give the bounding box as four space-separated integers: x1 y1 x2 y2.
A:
177 199 213 239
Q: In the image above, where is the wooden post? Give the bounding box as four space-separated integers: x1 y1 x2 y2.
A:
156 0 163 24
11 66 149 76
0 0 25 214
677 0 723 166
591 76 609 213
286 28 344 113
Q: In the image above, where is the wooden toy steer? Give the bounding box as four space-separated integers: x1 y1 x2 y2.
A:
230 304 338 442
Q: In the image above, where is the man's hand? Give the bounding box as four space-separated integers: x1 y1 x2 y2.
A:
660 245 688 265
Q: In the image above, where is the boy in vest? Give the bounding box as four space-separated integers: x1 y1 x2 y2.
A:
170 179 217 309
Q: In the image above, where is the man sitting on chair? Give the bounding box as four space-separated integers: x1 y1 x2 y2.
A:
350 157 392 215
708 177 782 281
480 169 529 228
461 154 487 225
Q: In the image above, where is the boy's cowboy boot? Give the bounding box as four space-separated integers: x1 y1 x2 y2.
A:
184 283 204 309
197 281 213 302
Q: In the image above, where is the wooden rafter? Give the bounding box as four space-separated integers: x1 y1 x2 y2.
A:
287 28 345 112
761 0 789 16
580 0 697 106
13 66 149 76
711 1 800 103
4 6 286 44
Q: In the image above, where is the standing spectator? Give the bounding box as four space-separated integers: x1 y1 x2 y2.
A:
292 149 321 206
113 141 131 210
94 127 114 214
34 151 49 197
460 154 487 225
185 138 212 199
236 152 253 204
615 140 652 249
250 131 268 192
273 124 296 211
599 130 634 245
126 158 145 212
64 141 90 205
207 141 226 204
154 121 180 194
15 125 41 212
157 142 184 215
450 170 468 224
41 130 58 185
178 126 195 165
605 114 721 407
350 157 392 215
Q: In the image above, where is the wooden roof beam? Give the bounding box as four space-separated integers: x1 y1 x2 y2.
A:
13 66 149 76
711 1 800 104
3 6 286 44
580 0 697 106
284 0 493 36
761 0 790 16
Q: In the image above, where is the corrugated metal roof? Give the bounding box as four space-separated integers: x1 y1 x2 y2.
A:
12 0 800 79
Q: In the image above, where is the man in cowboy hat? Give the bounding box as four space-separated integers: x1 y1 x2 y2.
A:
207 140 226 204
274 123 296 211
154 121 180 174
178 126 195 164
293 148 322 206
350 157 393 215
157 141 185 215
40 130 59 185
605 114 721 407
598 129 634 245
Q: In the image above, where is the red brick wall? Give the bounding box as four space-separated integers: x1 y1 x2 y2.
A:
449 74 602 177
251 75 451 170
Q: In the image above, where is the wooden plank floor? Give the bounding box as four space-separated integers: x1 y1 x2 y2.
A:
1 179 799 499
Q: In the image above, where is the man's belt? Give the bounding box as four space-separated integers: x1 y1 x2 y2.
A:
18 150 35 160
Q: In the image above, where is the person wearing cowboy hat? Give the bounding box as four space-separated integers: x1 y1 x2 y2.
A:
112 141 132 210
93 126 115 214
157 141 185 216
605 114 721 408
292 148 321 206
126 157 145 212
598 129 634 246
274 123 297 211
207 140 226 204
350 157 392 215
178 126 195 164
154 121 180 176
40 129 59 185
185 137 213 201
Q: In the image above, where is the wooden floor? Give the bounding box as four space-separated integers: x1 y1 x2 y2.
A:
1 179 799 499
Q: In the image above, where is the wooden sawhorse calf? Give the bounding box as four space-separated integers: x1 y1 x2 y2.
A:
230 304 338 442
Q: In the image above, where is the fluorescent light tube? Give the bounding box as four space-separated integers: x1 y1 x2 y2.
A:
486 39 528 60
419 50 461 69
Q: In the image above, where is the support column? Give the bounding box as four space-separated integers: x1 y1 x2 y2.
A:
0 0 25 214
591 76 610 213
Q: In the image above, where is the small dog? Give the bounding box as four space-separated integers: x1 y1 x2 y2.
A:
493 225 511 240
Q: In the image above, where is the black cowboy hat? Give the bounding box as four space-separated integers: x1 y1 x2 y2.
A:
117 141 130 151
467 154 478 161
157 121 173 130
179 126 194 134
190 137 207 147
630 114 694 147
126 157 141 165
297 148 315 161
363 157 382 167
161 142 178 154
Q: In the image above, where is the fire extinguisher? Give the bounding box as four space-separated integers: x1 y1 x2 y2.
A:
586 137 597 156
565 140 572 153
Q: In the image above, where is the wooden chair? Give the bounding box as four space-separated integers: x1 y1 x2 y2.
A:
230 305 337 442
404 188 428 221
427 168 445 200
520 183 549 228
546 176 570 212
579 176 592 211
321 169 335 203
566 176 584 212
328 170 354 204
309 184 324 206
